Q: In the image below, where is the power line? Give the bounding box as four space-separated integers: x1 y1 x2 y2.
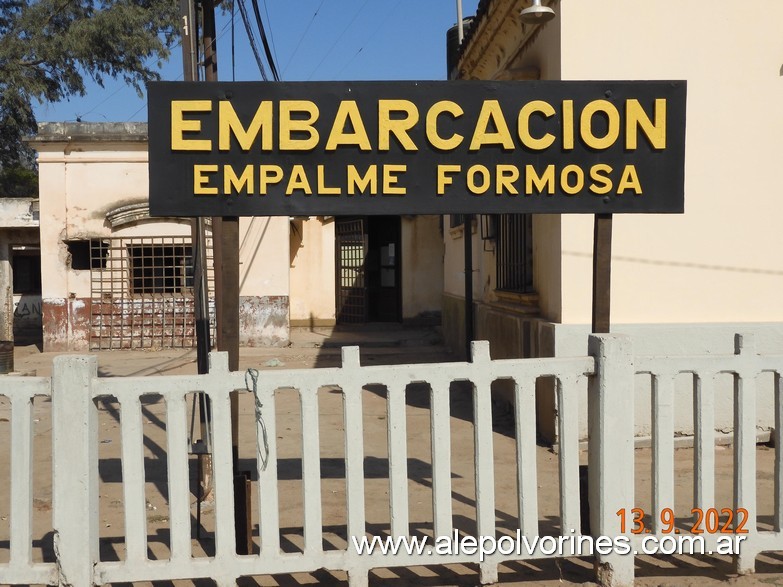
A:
124 16 234 122
306 0 371 81
249 0 279 80
282 0 325 76
334 0 404 79
236 0 268 80
261 0 280 73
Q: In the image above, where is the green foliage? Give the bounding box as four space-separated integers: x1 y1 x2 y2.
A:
0 0 180 193
0 165 37 197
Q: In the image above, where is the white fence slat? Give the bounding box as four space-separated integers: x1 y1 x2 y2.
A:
211 388 237 561
166 392 191 562
558 376 581 535
734 370 758 513
430 378 452 538
9 394 33 568
387 382 409 538
473 382 496 541
693 373 715 515
120 395 148 563
515 377 538 537
652 373 674 533
344 384 366 541
775 372 782 532
258 386 280 554
471 342 496 544
300 386 323 554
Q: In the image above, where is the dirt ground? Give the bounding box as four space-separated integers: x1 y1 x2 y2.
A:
2 337 783 586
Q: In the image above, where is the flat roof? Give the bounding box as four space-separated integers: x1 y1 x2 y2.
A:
28 122 148 143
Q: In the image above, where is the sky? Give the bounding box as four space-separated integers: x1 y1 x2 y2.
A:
32 0 482 124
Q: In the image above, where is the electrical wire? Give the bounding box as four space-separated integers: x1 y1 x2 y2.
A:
261 0 280 74
236 0 268 80
249 0 279 80
124 15 234 121
282 0 325 76
334 0 404 79
306 0 371 81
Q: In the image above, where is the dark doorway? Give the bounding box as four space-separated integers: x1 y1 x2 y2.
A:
335 216 401 324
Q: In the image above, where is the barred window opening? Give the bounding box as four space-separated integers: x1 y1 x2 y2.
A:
495 214 533 294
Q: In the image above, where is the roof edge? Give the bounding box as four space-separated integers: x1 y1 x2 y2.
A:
26 122 148 144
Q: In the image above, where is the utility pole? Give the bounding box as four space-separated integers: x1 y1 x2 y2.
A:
201 0 249 554
182 0 248 554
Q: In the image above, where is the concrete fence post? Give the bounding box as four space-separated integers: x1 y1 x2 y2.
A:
588 334 635 587
52 355 99 587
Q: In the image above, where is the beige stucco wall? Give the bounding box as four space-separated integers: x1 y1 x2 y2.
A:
401 215 444 321
448 0 783 327
557 0 783 324
289 217 336 326
34 131 291 349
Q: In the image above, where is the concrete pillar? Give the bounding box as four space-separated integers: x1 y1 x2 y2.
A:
0 237 13 342
588 334 635 587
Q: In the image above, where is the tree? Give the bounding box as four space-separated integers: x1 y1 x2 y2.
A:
0 0 180 196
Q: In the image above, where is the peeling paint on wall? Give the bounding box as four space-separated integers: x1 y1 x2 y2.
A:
239 296 289 347
43 297 91 351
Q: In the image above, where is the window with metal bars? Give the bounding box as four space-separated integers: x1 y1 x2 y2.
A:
128 245 194 295
495 214 534 294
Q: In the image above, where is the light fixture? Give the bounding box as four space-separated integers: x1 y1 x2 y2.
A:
520 0 555 24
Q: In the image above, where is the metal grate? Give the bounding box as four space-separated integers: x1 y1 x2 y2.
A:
336 219 367 323
496 214 534 294
89 235 215 350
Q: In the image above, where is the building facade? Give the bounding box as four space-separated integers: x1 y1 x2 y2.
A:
28 123 444 351
443 0 783 440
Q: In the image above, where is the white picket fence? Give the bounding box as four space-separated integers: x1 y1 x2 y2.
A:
0 333 782 586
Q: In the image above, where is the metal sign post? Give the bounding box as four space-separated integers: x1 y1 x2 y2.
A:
591 213 613 333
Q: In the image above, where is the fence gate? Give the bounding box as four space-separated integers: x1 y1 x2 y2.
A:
89 235 215 349
336 218 367 324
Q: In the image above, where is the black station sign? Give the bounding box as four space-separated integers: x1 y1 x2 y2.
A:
148 80 686 216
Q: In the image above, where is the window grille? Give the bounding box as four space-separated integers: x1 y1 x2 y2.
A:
128 244 193 295
89 235 215 350
495 214 534 294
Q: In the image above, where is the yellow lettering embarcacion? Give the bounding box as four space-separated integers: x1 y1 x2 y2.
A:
581 99 620 150
518 101 556 151
426 101 464 150
259 165 284 194
562 100 575 150
325 101 371 151
617 165 642 194
347 165 378 195
561 165 584 195
496 165 519 195
467 165 490 195
224 164 255 194
383 165 406 195
317 165 340 195
286 165 312 195
280 101 320 150
218 101 272 151
172 100 212 151
589 164 613 195
378 100 419 151
626 99 666 150
526 165 555 195
194 164 218 194
437 164 461 195
469 100 514 151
